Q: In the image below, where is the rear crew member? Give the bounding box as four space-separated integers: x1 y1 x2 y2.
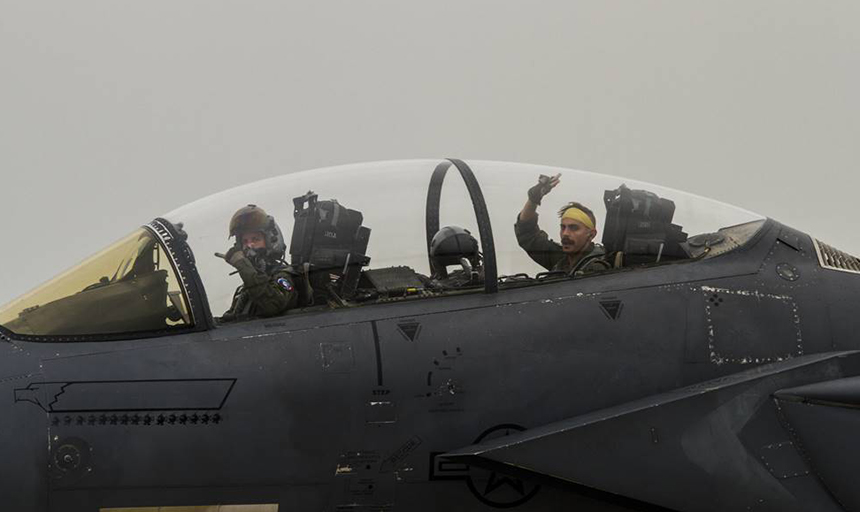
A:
219 205 298 322
515 174 608 275
428 225 484 289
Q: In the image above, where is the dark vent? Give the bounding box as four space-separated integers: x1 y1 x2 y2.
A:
814 239 860 274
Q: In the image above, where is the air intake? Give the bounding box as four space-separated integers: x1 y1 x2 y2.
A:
813 239 860 274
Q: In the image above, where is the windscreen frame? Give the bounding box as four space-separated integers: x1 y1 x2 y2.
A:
145 218 215 332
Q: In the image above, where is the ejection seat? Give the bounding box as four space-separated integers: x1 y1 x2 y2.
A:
601 184 689 268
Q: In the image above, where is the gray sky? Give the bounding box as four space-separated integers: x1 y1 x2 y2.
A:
1 1 859 306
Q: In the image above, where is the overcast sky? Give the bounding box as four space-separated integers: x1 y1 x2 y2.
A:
1 1 858 306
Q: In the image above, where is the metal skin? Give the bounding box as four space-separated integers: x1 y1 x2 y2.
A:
2 161 860 512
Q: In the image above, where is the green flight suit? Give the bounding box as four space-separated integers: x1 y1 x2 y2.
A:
514 213 609 275
220 258 298 322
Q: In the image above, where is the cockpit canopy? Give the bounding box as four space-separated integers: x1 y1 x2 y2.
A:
0 159 765 340
0 226 194 338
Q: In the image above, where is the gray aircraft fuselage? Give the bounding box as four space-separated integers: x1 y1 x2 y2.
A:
3 161 860 512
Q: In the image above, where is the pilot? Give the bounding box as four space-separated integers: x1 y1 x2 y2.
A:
219 205 298 322
515 174 609 275
428 225 484 289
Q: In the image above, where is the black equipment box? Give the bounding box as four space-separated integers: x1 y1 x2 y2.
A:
360 266 426 294
602 184 688 265
290 191 371 300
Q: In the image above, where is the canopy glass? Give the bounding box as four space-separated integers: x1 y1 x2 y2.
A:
0 159 764 338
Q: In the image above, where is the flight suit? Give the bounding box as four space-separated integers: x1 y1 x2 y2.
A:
220 258 298 322
514 214 609 274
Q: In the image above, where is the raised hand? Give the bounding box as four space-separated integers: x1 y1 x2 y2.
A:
527 173 561 205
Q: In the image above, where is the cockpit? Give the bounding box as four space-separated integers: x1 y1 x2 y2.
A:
0 159 765 341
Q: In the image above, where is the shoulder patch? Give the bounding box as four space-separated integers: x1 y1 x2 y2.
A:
277 277 294 292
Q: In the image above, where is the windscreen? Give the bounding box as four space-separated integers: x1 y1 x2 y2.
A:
0 228 193 337
164 160 764 316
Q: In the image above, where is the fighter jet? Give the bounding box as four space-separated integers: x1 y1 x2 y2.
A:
1 159 859 512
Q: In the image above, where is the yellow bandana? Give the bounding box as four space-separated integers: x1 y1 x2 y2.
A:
561 207 595 230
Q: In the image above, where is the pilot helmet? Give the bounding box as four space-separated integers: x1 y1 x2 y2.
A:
229 205 287 262
430 226 480 272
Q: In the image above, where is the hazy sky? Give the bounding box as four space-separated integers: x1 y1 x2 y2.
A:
1 1 858 306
